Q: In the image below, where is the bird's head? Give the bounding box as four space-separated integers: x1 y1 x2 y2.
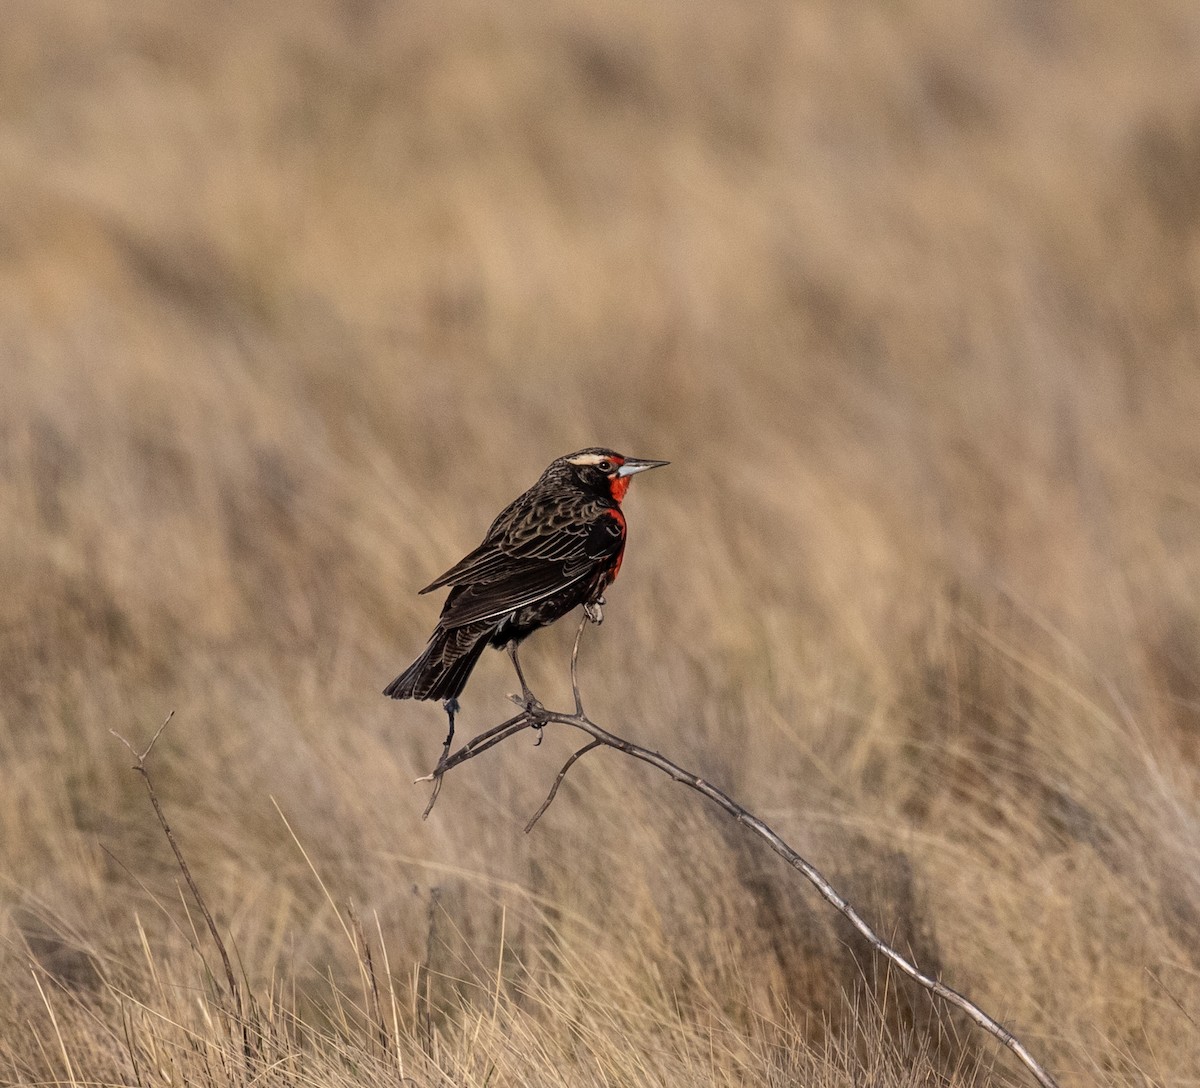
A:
560 448 669 503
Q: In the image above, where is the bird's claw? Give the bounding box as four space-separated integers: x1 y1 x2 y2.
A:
584 599 605 625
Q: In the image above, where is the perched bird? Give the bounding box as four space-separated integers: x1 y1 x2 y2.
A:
384 448 668 737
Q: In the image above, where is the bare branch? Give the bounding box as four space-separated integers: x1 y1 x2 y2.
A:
417 622 1062 1088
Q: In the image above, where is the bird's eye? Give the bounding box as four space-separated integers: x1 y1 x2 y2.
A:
597 459 613 472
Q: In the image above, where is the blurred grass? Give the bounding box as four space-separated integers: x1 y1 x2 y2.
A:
1 0 1199 1083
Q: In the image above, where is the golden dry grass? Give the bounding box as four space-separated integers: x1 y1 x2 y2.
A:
2 0 1199 1083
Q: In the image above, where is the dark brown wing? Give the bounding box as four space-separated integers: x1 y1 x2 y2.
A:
422 495 625 629
436 561 592 627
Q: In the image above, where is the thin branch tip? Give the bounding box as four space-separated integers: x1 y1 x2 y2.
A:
524 739 602 833
109 729 139 762
142 710 177 761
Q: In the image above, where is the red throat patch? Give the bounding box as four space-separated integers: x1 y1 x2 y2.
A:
609 475 631 503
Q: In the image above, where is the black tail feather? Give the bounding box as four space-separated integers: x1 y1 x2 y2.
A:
384 623 493 702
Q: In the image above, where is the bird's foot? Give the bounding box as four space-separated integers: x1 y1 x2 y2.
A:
508 689 545 714
584 598 605 626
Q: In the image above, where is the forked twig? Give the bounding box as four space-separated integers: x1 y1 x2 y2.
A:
111 714 253 1062
417 615 1062 1088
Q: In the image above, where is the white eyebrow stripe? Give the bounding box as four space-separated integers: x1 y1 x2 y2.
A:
567 453 611 467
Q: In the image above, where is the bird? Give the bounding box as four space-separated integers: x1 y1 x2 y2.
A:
383 448 668 744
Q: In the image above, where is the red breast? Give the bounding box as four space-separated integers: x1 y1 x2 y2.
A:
606 507 627 582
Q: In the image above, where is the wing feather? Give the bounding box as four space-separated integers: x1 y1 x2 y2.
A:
437 565 594 628
419 542 510 593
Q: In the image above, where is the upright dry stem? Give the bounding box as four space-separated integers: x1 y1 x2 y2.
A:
111 714 254 1064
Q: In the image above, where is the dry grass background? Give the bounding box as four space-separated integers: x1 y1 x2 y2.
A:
2 0 1199 1083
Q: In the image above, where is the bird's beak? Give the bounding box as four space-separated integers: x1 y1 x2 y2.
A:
616 458 670 477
